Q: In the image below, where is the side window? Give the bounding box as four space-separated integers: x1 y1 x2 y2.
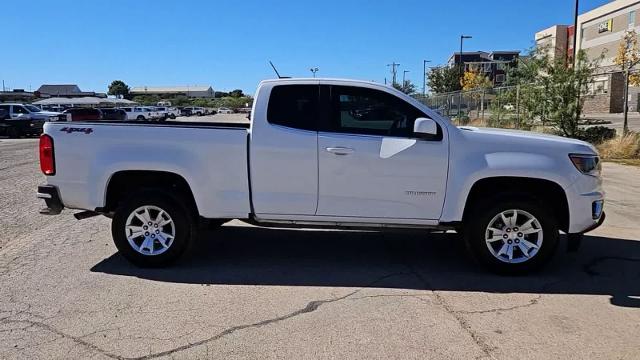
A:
13 106 28 114
0 105 9 112
267 85 318 131
327 86 427 137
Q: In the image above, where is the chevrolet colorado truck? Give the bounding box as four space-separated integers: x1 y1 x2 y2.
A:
36 79 605 273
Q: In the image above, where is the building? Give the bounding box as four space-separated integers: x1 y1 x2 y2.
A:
36 84 106 98
0 89 36 103
130 86 214 98
575 0 640 113
535 25 571 63
537 0 640 113
447 50 520 86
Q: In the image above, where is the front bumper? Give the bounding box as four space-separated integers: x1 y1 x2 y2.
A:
37 185 64 215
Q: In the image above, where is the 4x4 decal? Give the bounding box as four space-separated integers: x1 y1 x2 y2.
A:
60 127 93 134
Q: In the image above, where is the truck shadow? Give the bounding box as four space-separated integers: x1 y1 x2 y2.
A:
91 225 640 308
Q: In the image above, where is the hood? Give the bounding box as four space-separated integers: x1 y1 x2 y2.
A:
458 126 598 154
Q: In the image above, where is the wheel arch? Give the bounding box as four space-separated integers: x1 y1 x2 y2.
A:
462 176 570 233
103 170 199 218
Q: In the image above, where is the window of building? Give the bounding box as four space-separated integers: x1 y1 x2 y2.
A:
325 86 431 138
586 77 609 95
267 85 319 131
629 10 636 27
495 74 506 83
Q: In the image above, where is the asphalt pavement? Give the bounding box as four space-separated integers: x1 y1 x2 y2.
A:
0 137 638 359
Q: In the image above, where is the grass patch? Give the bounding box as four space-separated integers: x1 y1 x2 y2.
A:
597 132 640 160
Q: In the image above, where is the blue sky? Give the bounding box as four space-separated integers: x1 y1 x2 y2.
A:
2 0 611 94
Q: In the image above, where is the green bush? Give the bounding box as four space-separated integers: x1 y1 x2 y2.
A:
578 126 616 145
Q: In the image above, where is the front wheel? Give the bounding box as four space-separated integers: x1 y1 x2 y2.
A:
111 191 195 267
463 197 559 274
136 115 145 121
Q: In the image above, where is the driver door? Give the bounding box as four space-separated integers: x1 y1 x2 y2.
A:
316 85 448 221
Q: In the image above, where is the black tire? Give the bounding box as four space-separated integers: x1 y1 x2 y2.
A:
111 190 195 267
7 127 20 139
136 115 145 121
463 195 559 275
169 114 176 119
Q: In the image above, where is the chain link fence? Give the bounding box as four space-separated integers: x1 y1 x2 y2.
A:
413 85 527 127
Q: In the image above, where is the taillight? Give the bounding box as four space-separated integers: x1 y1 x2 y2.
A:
39 134 55 175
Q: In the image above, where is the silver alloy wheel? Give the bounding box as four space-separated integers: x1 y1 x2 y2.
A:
125 205 175 256
485 209 543 264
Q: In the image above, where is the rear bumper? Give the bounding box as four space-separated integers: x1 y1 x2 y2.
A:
37 185 64 215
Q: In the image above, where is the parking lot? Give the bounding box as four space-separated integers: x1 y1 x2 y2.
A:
0 137 638 359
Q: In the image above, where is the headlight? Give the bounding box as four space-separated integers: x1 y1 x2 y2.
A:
569 154 601 176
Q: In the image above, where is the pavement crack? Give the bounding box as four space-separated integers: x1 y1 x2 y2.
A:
1 271 411 360
403 264 496 359
0 318 124 359
131 271 409 360
456 295 542 315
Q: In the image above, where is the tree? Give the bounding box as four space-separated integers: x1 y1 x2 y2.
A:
426 66 462 93
536 50 600 137
107 80 130 99
393 80 417 95
614 29 640 134
460 70 492 91
229 89 245 98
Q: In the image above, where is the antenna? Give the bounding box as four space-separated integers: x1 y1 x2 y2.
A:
269 61 283 78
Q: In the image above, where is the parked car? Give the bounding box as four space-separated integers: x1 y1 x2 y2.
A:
63 108 103 122
119 107 155 121
217 107 234 114
0 103 65 122
98 108 127 121
0 104 54 138
179 107 192 117
182 107 205 116
154 106 180 120
37 78 605 274
141 107 163 120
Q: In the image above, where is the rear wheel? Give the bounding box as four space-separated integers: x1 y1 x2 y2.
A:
136 115 145 121
463 196 558 274
111 191 195 267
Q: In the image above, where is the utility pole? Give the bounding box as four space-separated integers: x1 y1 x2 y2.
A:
403 70 409 86
2 80 4 92
423 60 431 96
573 0 582 130
387 62 400 86
458 35 472 117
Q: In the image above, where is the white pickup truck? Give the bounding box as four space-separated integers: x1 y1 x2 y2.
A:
36 78 605 273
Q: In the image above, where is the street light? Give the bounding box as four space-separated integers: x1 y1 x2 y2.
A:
310 67 319 78
402 70 410 86
423 60 431 96
458 35 472 118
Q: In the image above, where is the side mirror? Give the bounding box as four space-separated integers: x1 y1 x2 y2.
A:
413 117 438 136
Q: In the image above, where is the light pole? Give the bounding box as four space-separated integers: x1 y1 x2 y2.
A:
403 70 409 86
423 60 431 96
387 62 400 86
458 35 472 117
310 67 319 78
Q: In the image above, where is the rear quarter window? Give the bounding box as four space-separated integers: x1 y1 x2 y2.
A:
267 85 319 131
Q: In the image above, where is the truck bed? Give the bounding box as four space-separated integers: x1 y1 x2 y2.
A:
65 119 250 129
43 121 252 219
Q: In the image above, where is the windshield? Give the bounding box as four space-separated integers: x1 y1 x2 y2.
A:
25 105 42 113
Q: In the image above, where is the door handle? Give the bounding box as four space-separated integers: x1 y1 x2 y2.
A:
325 147 355 155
